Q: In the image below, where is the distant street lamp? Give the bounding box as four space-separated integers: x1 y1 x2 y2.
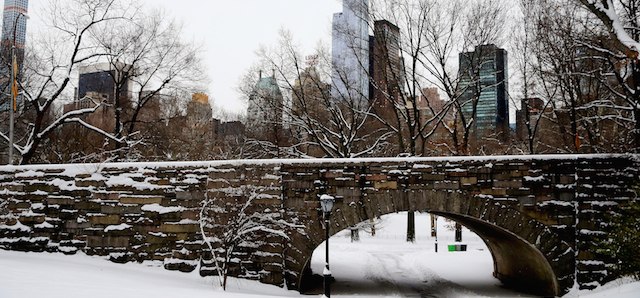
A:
8 12 29 165
319 194 335 298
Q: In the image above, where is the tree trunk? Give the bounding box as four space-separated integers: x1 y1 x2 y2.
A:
430 214 436 237
455 222 462 242
406 211 415 242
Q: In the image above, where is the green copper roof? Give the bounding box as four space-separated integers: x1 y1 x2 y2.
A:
254 76 282 96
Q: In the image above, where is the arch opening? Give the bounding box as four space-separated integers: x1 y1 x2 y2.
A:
430 211 560 297
297 212 551 297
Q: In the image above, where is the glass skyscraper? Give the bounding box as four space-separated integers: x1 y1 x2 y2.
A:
1 0 28 50
458 44 509 139
0 0 28 113
331 0 369 106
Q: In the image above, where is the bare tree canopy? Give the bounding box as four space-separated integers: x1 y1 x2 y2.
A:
0 0 206 164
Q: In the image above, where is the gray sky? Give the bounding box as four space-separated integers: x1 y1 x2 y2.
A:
142 0 342 116
27 0 342 117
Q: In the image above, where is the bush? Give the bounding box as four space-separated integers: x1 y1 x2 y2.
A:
596 200 640 280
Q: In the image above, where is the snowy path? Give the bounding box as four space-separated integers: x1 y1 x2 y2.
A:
318 241 526 298
308 212 534 297
364 252 463 297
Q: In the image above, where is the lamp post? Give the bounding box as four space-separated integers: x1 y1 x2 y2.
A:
8 12 28 165
319 194 335 298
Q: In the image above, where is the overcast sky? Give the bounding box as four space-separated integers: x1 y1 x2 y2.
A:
26 0 342 117
143 0 343 116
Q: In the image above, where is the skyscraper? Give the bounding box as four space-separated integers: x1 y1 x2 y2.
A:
371 19 401 108
331 0 369 105
1 0 28 47
1 0 28 66
458 44 509 139
247 70 284 144
77 62 132 104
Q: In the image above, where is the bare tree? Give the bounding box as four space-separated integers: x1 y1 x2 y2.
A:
199 185 300 290
0 0 138 165
518 0 636 154
577 0 640 152
241 29 392 159
90 6 206 161
0 0 206 165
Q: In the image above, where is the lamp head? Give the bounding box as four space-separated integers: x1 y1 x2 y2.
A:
319 194 335 213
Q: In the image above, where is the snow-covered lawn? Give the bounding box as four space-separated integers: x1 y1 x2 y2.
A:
1 212 639 297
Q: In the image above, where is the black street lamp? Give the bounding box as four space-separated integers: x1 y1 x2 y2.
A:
319 194 335 298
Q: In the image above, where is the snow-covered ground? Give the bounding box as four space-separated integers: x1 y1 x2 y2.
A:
1 212 639 297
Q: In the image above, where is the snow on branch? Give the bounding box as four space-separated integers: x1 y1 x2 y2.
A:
580 0 640 58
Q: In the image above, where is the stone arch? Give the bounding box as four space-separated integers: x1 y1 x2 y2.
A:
285 189 574 297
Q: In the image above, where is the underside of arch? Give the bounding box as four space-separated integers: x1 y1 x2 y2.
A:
432 211 560 297
294 210 561 297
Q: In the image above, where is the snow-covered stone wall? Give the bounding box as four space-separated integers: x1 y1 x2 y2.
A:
0 155 638 296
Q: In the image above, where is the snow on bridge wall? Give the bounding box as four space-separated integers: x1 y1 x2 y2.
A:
0 155 638 296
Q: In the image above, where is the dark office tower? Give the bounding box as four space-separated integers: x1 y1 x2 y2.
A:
516 97 544 140
458 44 509 139
371 20 401 108
1 0 28 66
77 63 132 104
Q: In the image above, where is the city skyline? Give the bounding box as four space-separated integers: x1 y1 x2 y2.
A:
24 0 342 117
21 1 521 122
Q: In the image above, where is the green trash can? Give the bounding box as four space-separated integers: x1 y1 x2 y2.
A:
448 244 455 251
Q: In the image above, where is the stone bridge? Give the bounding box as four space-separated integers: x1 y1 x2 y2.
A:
1 155 638 297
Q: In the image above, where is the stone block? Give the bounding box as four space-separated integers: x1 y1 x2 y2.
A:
423 173 445 181
493 180 523 189
76 180 106 188
208 169 236 180
433 180 459 190
88 236 130 248
64 220 91 230
60 189 92 198
446 170 468 177
176 191 205 201
19 214 46 224
47 197 75 206
480 188 507 196
160 222 200 233
74 200 102 212
253 197 282 205
90 214 121 226
460 177 478 185
2 183 24 192
120 196 163 205
101 204 142 214
260 271 284 285
324 170 344 179
374 181 397 190
92 192 121 201
25 182 60 193
366 174 388 181
164 259 197 272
